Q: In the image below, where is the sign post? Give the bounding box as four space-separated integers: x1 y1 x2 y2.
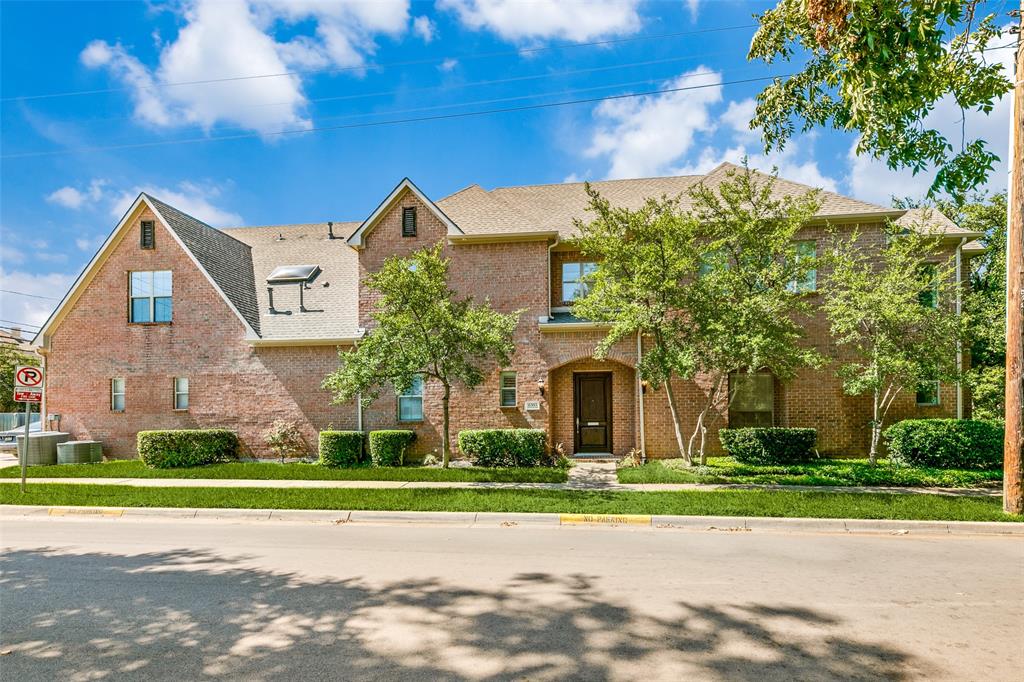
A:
14 365 44 493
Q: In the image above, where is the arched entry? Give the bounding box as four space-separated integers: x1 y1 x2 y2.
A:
548 357 636 457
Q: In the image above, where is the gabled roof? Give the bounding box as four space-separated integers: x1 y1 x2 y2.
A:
145 194 261 335
347 177 463 248
894 207 984 239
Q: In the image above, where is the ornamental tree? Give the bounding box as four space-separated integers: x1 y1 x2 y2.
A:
749 0 1011 200
322 244 520 467
823 221 968 463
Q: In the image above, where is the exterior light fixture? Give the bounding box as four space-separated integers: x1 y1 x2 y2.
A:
537 379 545 397
641 380 649 394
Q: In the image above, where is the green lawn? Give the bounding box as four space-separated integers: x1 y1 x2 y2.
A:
617 457 1003 488
1 483 1019 522
0 460 568 483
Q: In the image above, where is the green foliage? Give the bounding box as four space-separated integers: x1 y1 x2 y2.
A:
368 430 415 467
262 420 310 462
322 244 521 466
571 161 823 464
967 365 1005 420
884 418 1004 469
719 428 818 465
457 429 547 467
823 224 967 460
0 343 40 413
750 1 1011 200
318 431 364 467
137 429 238 469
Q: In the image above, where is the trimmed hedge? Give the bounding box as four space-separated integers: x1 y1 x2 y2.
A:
458 429 547 467
368 430 415 467
318 431 364 467
138 429 238 469
884 419 1003 470
719 427 817 465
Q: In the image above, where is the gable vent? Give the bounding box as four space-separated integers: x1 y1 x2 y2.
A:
140 220 155 249
402 207 417 237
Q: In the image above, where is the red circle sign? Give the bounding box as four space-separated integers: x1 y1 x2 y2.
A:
15 366 43 387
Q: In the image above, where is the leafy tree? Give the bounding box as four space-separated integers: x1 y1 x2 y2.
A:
572 163 822 464
0 342 39 414
823 224 967 463
749 0 1012 200
322 244 520 467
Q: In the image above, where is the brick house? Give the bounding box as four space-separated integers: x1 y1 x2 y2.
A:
31 163 983 460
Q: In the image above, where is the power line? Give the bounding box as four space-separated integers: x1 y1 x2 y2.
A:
0 289 60 301
0 23 758 102
1 74 786 160
0 319 40 329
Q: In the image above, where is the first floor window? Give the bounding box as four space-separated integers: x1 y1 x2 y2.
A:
916 381 940 406
500 371 517 407
788 240 817 292
729 372 774 428
398 375 424 421
561 261 597 302
173 377 189 410
111 378 125 412
130 270 173 323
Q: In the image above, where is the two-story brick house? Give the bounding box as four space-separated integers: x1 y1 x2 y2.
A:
31 163 983 460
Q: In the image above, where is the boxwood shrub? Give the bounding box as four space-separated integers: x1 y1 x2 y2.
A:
719 427 817 465
318 431 364 467
368 430 415 467
457 428 547 467
883 419 1003 470
138 429 238 469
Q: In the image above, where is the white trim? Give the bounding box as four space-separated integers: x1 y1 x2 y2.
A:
347 178 463 248
539 321 612 333
448 230 558 244
247 335 362 347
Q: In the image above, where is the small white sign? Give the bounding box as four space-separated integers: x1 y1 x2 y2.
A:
524 400 541 411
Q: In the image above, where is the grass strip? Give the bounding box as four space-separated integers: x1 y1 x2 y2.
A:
2 484 1020 522
0 460 568 483
617 457 1002 488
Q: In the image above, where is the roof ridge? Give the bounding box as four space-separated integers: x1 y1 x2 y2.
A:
143 193 254 250
437 183 484 203
488 173 705 192
223 220 360 231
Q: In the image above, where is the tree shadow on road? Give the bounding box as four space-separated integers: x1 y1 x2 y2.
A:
1 545 927 680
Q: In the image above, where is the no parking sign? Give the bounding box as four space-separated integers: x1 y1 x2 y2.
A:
14 365 43 403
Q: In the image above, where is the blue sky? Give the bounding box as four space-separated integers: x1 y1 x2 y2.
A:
0 0 1012 332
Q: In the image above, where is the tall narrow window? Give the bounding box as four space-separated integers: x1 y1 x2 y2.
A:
500 371 517 407
916 381 940 406
111 378 125 412
788 240 817 292
728 372 774 427
130 270 172 323
402 206 417 237
561 262 597 302
918 264 938 308
140 220 156 249
173 377 189 410
398 375 424 421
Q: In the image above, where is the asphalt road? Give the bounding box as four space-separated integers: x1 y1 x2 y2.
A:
1 517 1021 681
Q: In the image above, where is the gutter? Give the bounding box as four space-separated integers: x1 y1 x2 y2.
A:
538 322 611 333
637 331 646 459
247 335 363 347
956 237 967 419
448 230 560 245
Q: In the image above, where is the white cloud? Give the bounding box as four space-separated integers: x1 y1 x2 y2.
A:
585 68 723 179
45 180 107 210
438 58 459 72
412 15 436 43
0 269 74 331
110 182 243 227
439 0 642 42
845 30 1014 204
684 0 700 21
75 236 105 253
81 0 412 135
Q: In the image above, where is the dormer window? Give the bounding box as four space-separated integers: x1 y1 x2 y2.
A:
140 220 155 249
402 207 417 237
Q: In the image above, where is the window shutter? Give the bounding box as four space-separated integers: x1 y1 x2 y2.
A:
402 207 417 237
140 220 155 249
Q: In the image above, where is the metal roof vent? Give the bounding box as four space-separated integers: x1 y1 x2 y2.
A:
267 265 321 284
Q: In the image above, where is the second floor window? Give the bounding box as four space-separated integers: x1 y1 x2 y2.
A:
788 240 817 292
562 262 596 302
130 270 172 323
918 264 938 308
398 375 424 421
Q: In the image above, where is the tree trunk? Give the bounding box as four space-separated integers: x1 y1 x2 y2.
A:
1004 10 1023 515
441 383 451 468
663 378 691 465
868 388 881 466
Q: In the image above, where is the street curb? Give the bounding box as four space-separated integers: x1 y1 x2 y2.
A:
2 504 1022 535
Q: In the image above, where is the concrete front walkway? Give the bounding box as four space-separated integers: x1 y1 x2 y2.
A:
0 462 1001 497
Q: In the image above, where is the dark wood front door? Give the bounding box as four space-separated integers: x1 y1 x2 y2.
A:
574 372 612 453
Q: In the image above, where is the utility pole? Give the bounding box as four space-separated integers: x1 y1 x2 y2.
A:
1005 4 1024 515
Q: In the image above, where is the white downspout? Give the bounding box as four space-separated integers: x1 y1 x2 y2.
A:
955 237 966 419
636 331 646 459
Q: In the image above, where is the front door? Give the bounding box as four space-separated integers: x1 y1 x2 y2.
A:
574 372 612 453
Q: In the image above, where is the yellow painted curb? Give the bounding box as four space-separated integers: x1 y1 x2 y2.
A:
49 507 124 517
560 513 651 526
